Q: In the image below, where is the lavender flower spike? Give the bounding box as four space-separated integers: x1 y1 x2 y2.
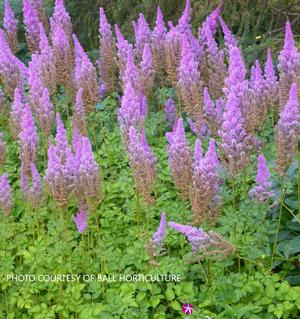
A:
264 48 278 108
0 133 6 166
164 97 177 125
152 212 167 247
168 222 209 252
218 16 237 50
23 0 41 52
275 83 300 176
0 173 12 216
140 43 154 95
249 154 274 202
4 0 18 53
10 88 25 139
73 210 88 234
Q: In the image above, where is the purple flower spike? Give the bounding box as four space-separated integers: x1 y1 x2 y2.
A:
218 16 237 50
115 24 132 78
50 0 72 40
122 48 142 94
4 0 18 53
275 83 300 176
177 0 191 33
140 43 154 95
203 87 222 135
168 222 209 252
152 212 167 247
166 118 192 198
23 0 41 52
10 88 25 139
133 13 151 61
164 97 177 125
0 133 6 166
73 210 88 234
37 88 54 137
19 104 39 174
249 154 274 203
264 48 278 107
0 173 12 216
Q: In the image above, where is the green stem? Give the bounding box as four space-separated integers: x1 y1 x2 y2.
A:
135 190 141 238
270 176 285 272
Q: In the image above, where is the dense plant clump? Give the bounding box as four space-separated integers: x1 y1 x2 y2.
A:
1 0 300 318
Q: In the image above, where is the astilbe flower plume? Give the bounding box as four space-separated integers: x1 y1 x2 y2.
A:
38 23 57 96
218 16 237 51
166 118 192 199
29 0 48 30
203 87 223 136
19 104 39 174
190 138 221 225
151 7 167 75
249 154 274 202
10 88 25 139
177 35 203 121
278 21 300 108
73 210 88 233
0 31 27 98
45 113 75 208
4 0 18 53
133 13 151 62
264 48 278 108
122 48 142 94
73 35 99 113
275 83 300 176
0 133 6 166
219 93 252 178
36 88 54 138
73 133 102 210
52 26 73 90
74 89 87 136
168 222 209 252
98 7 118 93
0 173 12 216
0 90 8 113
164 97 177 125
148 212 167 261
23 0 41 52
118 81 146 148
20 162 43 207
140 43 155 96
50 0 72 40
127 126 157 204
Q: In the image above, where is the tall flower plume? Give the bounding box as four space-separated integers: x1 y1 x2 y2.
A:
29 0 48 30
10 88 25 139
36 88 54 138
177 35 203 121
127 126 157 204
0 173 12 216
3 0 18 53
50 0 72 40
20 162 43 207
98 7 118 93
166 118 192 199
140 43 154 96
249 154 273 202
218 16 237 51
264 48 278 108
152 212 167 248
219 93 252 178
151 6 167 75
278 21 300 108
74 88 87 136
133 13 151 61
190 138 221 224
23 0 41 52
164 97 177 125
19 104 39 174
275 83 300 176
122 48 142 94
73 35 98 113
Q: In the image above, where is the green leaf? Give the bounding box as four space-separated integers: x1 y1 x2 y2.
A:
283 236 300 257
150 296 160 308
170 301 181 311
165 288 175 301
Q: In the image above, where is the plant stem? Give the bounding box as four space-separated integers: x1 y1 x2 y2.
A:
231 179 237 209
135 189 141 238
270 176 285 272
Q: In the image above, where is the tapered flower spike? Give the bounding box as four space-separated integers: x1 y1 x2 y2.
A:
74 88 87 136
52 26 73 90
122 48 142 94
115 24 132 78
151 6 167 74
50 0 72 40
127 126 157 205
140 43 154 95
166 118 192 198
177 0 191 33
10 88 25 139
164 97 177 125
23 0 41 52
218 16 237 50
0 133 6 166
20 162 43 207
249 154 274 202
37 88 54 138
264 48 278 107
0 173 12 216
177 34 203 120
73 210 88 234
4 0 18 53
168 222 209 252
29 0 48 30
219 92 252 178
278 21 300 107
152 212 167 248
98 7 117 93
191 138 221 224
133 13 151 61
73 34 99 113
19 104 39 174
275 83 300 176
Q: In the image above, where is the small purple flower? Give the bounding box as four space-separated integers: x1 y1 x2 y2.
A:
73 210 88 234
249 154 273 202
152 212 167 247
168 222 209 252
